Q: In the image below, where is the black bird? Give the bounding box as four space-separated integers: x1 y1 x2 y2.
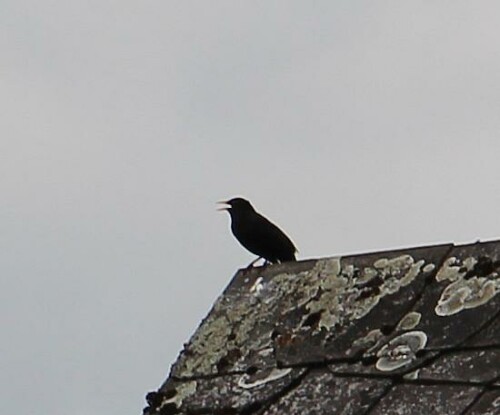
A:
218 197 297 266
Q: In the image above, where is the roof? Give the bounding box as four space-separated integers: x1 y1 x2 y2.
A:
144 240 500 415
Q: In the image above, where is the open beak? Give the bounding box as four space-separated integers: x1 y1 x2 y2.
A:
216 200 231 211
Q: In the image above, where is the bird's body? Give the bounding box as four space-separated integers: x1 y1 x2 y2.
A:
219 198 297 265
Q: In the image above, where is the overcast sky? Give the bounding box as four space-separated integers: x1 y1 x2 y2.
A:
2 2 500 414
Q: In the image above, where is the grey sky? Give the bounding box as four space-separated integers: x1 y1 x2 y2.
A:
2 2 500 414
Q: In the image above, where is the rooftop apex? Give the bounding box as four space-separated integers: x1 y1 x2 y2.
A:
144 240 500 415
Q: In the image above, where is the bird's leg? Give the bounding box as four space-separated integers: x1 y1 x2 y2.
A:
246 257 262 269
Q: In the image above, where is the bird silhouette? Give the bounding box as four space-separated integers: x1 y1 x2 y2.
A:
218 197 297 267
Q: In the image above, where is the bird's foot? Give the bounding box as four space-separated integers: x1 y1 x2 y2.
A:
244 257 262 271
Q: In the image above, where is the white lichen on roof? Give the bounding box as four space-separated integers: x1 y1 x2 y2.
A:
158 381 197 410
436 276 499 316
435 256 499 316
435 257 477 282
396 312 422 331
347 329 384 356
303 255 430 331
376 331 427 372
237 368 292 390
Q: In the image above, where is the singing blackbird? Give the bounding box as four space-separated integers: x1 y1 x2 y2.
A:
218 197 297 265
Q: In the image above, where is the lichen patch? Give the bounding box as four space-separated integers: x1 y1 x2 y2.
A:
237 368 292 389
250 276 265 295
403 369 421 380
302 255 429 331
376 331 427 372
435 257 477 282
347 329 384 356
435 276 499 316
160 381 197 410
435 255 499 316
174 252 436 377
396 312 422 331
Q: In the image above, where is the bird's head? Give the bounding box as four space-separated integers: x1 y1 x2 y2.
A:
217 197 255 215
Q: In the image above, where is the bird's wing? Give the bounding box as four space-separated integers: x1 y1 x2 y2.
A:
248 213 296 260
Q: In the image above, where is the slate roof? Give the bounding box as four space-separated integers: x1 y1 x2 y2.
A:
144 240 500 415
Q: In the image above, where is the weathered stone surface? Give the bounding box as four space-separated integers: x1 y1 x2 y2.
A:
275 244 452 366
145 368 306 414
170 260 316 378
418 349 500 383
144 240 500 415
465 310 500 347
370 384 481 415
329 346 439 378
467 390 500 415
260 369 390 415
